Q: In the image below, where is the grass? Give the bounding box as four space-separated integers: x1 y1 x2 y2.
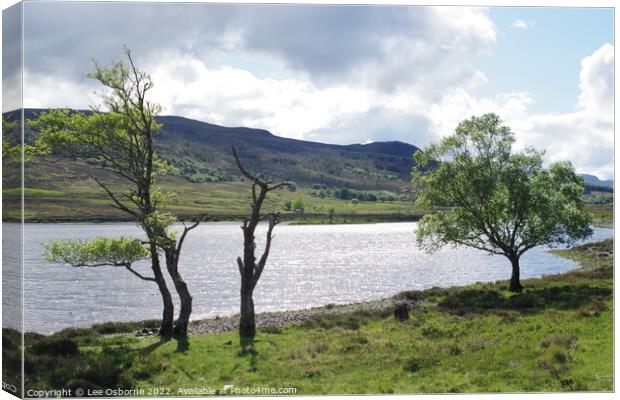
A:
4 238 612 396
2 188 66 198
585 204 613 228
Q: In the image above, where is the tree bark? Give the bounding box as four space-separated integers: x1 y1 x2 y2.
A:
239 281 256 348
149 243 174 338
165 249 193 339
508 256 523 293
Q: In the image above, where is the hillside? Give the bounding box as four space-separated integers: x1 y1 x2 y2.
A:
6 109 419 191
582 174 613 189
2 109 423 221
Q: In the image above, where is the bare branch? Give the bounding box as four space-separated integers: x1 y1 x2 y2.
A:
254 213 281 285
237 257 244 275
231 145 258 182
90 175 139 217
175 216 205 256
124 264 157 282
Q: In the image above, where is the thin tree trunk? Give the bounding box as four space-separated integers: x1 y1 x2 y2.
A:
165 250 193 339
149 244 174 338
509 256 523 293
239 281 256 348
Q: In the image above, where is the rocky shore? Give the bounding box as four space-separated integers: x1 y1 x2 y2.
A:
188 296 420 335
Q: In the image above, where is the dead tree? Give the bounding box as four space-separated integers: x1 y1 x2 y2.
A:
232 145 286 349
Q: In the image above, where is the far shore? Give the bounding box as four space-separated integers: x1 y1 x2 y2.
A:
3 212 423 225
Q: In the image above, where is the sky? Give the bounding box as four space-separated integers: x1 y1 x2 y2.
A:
2 1 615 179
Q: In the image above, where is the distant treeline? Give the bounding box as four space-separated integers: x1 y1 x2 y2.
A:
307 183 411 202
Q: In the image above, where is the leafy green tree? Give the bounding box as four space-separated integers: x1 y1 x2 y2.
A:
292 193 305 211
412 114 592 292
31 49 200 339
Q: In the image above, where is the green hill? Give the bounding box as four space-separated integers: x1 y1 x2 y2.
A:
2 109 421 221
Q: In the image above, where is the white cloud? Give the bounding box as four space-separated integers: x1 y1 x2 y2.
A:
24 6 496 142
578 43 614 116
20 5 613 180
511 19 535 29
423 44 614 180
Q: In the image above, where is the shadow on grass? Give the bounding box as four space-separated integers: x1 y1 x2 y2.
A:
138 338 169 355
438 284 612 315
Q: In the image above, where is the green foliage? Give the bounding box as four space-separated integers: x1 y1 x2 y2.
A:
581 192 613 205
43 237 149 267
2 118 17 158
292 193 305 211
28 50 175 223
413 113 593 257
2 117 44 161
310 186 406 202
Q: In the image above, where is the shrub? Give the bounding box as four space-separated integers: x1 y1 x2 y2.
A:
506 292 543 309
55 327 99 340
438 289 503 311
30 337 79 357
258 325 283 334
579 297 609 317
540 334 579 351
404 354 439 372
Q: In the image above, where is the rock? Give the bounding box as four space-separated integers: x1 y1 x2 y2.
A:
394 301 409 321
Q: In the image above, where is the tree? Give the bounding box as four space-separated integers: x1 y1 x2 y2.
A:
31 49 199 339
412 114 592 292
328 207 336 224
291 193 305 211
232 145 286 349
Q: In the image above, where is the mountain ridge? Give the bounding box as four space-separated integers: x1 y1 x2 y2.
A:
8 109 420 191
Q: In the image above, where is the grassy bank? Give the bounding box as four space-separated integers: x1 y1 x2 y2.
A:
585 204 613 228
3 177 420 223
3 239 613 396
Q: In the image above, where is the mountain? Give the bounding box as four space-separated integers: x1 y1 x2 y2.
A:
10 109 420 191
581 174 613 189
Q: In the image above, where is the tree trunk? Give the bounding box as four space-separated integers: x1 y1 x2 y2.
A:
149 244 174 339
165 250 193 339
509 256 523 293
239 280 256 348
